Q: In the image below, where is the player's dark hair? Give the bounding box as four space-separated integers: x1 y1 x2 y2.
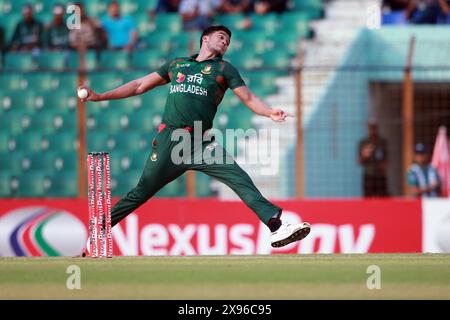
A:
200 25 232 48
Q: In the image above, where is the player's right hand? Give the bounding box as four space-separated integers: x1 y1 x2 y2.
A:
77 86 101 102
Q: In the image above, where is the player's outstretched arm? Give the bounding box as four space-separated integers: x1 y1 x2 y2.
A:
77 72 168 102
233 86 293 122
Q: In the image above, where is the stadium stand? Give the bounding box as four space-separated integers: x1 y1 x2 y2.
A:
0 0 336 198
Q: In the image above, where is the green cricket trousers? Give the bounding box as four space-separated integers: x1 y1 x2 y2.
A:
110 124 282 228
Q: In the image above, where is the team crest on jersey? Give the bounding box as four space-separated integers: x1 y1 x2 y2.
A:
201 64 212 75
150 152 158 161
176 72 185 83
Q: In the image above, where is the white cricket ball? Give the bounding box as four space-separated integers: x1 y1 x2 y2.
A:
77 88 89 99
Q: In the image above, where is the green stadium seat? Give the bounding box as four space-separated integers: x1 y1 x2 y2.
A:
121 70 148 83
166 48 188 61
131 49 165 69
215 14 246 30
112 131 148 152
47 131 78 152
53 151 78 172
5 52 37 71
55 73 78 91
16 172 51 197
226 106 254 130
133 0 158 12
171 32 193 52
108 150 123 175
87 131 114 152
86 72 124 93
119 153 147 172
39 91 77 112
280 13 312 38
245 70 278 87
0 13 21 44
250 13 279 34
93 110 129 132
0 73 28 91
155 14 182 34
25 72 59 92
2 91 38 113
27 110 60 135
67 50 98 71
292 0 323 19
108 95 144 114
213 109 229 131
99 51 130 70
227 51 260 70
84 1 107 16
0 173 12 197
0 151 24 174
143 32 174 54
127 108 161 133
261 50 291 69
271 32 302 56
234 31 268 54
118 0 140 15
0 111 29 136
37 51 67 71
0 132 12 152
134 13 153 36
111 170 141 196
13 133 47 152
22 152 58 172
47 172 78 197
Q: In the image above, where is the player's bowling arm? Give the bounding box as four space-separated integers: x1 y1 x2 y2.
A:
90 72 168 101
233 86 292 122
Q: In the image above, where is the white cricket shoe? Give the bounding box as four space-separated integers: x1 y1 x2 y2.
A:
271 222 311 248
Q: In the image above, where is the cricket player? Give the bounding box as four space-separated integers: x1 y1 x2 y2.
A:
79 25 310 254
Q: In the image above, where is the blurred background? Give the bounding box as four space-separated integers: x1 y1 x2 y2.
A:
0 0 449 200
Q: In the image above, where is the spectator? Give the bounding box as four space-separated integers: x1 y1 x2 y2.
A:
407 143 441 197
254 0 289 14
437 0 450 22
220 0 253 29
155 0 180 12
358 119 388 197
381 0 410 24
9 4 44 51
179 0 222 31
0 26 4 50
69 2 106 51
407 0 442 24
220 0 253 14
101 1 137 51
46 4 70 50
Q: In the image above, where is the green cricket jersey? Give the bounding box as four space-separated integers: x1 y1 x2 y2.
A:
156 54 246 131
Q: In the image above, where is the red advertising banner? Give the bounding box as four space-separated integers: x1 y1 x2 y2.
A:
0 199 422 256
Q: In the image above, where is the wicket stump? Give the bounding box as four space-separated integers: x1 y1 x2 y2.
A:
87 152 112 258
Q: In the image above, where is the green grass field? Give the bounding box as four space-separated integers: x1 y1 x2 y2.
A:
1 254 449 299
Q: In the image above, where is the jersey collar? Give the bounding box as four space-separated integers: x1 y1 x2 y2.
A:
189 54 223 62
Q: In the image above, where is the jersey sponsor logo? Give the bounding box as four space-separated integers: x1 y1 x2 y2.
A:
201 64 212 75
187 73 203 85
169 83 208 96
176 63 190 68
176 72 185 83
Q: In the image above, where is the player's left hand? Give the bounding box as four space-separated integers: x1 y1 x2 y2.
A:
270 108 294 122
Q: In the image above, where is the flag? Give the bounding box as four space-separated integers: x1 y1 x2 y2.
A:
431 126 450 197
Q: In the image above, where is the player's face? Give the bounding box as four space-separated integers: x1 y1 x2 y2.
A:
206 31 230 56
